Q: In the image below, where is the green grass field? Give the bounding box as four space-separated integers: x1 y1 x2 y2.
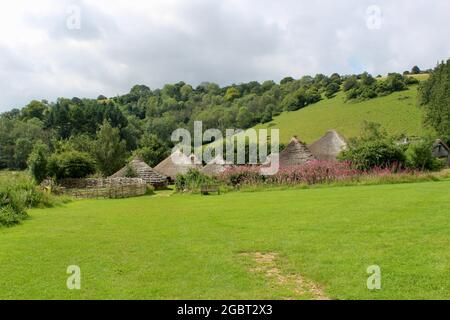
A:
254 85 425 144
1 180 449 300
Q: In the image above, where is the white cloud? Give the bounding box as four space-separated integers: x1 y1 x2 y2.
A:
0 0 449 111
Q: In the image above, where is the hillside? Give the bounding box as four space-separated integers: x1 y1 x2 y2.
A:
253 84 425 144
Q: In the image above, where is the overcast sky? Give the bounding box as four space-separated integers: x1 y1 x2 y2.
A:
1 0 449 111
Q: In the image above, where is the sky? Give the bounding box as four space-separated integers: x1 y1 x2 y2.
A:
0 0 449 111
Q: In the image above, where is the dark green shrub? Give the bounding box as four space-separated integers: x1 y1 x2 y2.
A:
383 73 407 92
28 142 49 183
0 205 27 227
325 83 340 99
343 76 358 92
339 140 406 170
339 122 406 170
47 151 96 180
0 172 65 227
175 169 216 192
406 140 444 171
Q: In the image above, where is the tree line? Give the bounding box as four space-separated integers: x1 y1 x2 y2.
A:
0 64 445 181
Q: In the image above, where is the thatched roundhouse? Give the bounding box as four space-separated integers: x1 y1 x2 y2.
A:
110 157 168 189
201 155 232 176
308 130 348 161
154 149 202 181
278 136 315 167
432 139 450 166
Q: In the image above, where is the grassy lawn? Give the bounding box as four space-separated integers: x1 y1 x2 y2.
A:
253 85 425 144
1 180 449 299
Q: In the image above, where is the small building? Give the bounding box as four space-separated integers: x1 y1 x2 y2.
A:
278 136 315 167
308 130 348 161
110 157 168 189
154 149 203 181
432 139 450 167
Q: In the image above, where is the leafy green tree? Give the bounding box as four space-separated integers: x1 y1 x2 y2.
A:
419 60 450 141
383 73 407 92
411 66 421 74
28 142 49 183
224 87 240 102
406 138 443 171
360 72 376 86
330 73 342 85
47 151 96 180
280 77 294 85
94 121 128 176
343 76 358 91
236 107 253 128
132 133 168 167
14 138 34 170
325 83 340 98
21 100 47 121
180 84 193 100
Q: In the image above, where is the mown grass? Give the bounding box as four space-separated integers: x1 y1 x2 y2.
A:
253 85 425 144
0 179 449 300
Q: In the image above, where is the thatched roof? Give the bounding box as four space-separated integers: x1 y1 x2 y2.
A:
154 149 202 180
278 136 315 167
308 130 348 161
110 157 168 186
433 139 450 159
201 155 232 175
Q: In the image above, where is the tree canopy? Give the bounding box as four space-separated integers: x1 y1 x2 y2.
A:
419 60 450 141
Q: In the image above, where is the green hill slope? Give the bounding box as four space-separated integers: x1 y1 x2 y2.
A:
253 85 425 144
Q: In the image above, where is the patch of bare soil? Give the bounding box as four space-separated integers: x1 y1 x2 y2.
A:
239 252 329 300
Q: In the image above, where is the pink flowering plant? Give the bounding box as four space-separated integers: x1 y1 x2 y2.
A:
219 160 421 188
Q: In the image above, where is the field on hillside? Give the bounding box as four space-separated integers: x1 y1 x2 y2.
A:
1 180 449 300
253 85 425 144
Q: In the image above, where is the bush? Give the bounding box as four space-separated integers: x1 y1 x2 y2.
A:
345 73 415 101
175 169 217 192
343 76 358 92
0 172 59 227
0 205 26 227
28 142 49 183
325 83 340 99
406 140 444 171
47 151 96 180
219 161 359 187
339 140 406 170
338 122 406 170
219 166 265 186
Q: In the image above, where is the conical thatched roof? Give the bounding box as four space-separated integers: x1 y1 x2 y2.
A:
110 157 168 187
154 149 202 180
201 155 232 176
432 140 450 166
308 130 348 161
279 136 315 167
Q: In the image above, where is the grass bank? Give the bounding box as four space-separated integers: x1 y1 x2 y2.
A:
1 179 449 299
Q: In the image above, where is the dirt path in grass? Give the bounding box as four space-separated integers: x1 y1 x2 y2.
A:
239 252 329 300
